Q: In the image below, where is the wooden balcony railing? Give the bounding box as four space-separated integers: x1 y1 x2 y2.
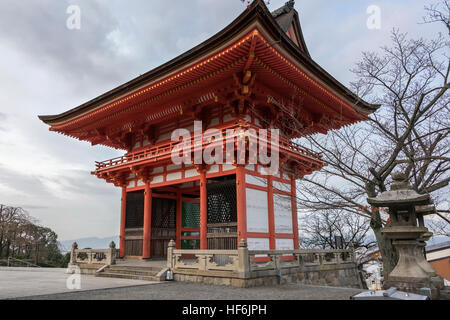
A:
93 121 323 172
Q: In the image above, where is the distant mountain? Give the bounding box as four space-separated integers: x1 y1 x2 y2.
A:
59 236 119 253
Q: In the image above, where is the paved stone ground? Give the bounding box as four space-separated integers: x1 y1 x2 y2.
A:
15 282 364 300
0 267 158 300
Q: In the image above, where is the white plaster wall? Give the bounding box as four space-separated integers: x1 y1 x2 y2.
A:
167 172 182 181
246 174 267 187
274 194 293 234
246 188 269 233
207 165 219 174
246 164 255 171
150 175 164 184
276 238 294 251
222 164 235 172
247 238 270 250
273 181 291 193
427 248 450 261
185 169 199 178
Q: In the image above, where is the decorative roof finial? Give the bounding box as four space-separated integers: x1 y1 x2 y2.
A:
285 0 295 11
240 0 272 9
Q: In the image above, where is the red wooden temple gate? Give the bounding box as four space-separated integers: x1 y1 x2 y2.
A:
39 0 377 259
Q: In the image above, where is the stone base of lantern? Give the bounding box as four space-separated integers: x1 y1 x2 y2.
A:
415 241 445 290
383 240 441 299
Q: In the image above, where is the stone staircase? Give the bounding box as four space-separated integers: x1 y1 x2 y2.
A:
95 264 168 282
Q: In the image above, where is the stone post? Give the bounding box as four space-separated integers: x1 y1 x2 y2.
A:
70 242 78 265
107 241 116 265
167 239 175 269
237 239 249 279
199 255 207 271
348 242 355 263
335 251 340 264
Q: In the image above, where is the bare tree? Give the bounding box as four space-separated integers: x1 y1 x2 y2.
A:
0 205 64 266
250 1 449 275
0 205 32 257
422 0 450 34
300 209 376 251
302 3 448 275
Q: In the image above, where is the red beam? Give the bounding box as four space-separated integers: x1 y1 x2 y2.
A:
176 190 182 249
291 177 299 249
119 187 127 258
236 165 247 243
142 184 152 258
267 175 275 250
200 170 208 250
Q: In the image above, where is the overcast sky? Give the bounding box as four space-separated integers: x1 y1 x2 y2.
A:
0 0 444 241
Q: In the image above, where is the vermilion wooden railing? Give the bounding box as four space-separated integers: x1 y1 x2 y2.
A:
94 121 322 172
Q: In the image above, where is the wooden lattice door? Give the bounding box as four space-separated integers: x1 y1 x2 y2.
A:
125 191 144 257
151 197 176 258
206 178 238 250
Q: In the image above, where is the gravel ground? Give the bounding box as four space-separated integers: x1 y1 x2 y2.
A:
15 282 364 300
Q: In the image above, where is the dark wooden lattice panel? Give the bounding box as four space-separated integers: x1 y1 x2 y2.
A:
207 180 237 224
207 179 237 249
125 191 144 228
151 198 176 228
151 198 176 257
182 202 200 228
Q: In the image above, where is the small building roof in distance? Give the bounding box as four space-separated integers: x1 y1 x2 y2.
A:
426 240 450 253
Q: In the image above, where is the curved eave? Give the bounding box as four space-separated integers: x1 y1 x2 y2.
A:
38 0 379 127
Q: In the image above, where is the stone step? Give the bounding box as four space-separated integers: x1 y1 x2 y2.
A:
96 272 162 282
109 266 163 273
106 268 160 277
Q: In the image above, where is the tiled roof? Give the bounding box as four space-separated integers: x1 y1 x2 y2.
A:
426 240 450 252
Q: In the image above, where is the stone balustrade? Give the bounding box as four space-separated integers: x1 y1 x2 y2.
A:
167 240 360 287
69 241 117 266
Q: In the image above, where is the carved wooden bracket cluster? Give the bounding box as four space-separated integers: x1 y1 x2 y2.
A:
130 166 153 184
96 171 128 187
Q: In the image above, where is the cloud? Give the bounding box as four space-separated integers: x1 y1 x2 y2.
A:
0 112 7 131
0 0 444 241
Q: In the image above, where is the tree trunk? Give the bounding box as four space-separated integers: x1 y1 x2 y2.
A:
34 243 40 265
0 232 4 258
371 209 398 277
5 240 10 258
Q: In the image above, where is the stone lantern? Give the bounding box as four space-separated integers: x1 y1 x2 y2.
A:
367 172 443 299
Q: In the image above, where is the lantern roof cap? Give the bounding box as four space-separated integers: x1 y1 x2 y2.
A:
367 172 431 207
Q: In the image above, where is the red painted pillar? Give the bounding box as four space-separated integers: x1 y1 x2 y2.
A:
142 183 152 259
176 190 182 249
120 187 127 258
291 177 299 249
200 171 208 250
236 165 247 243
267 176 275 250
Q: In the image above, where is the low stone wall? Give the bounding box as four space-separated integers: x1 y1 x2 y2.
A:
67 241 118 275
174 263 360 288
168 240 362 288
